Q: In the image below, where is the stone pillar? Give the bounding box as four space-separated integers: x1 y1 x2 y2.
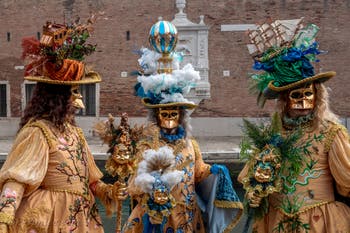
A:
172 0 210 105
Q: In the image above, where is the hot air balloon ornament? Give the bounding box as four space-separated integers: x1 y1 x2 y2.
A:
149 20 178 74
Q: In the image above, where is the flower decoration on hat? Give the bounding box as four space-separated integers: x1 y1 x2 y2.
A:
135 145 184 222
246 18 336 106
21 14 101 85
134 20 200 109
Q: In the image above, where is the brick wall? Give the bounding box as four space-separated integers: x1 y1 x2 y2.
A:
1 0 349 117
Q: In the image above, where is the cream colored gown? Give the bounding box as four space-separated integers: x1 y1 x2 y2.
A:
239 121 350 233
0 120 104 233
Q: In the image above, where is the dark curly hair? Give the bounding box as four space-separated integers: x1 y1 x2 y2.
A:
19 83 76 132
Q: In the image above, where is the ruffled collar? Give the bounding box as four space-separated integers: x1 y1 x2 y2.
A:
283 113 314 130
160 126 185 142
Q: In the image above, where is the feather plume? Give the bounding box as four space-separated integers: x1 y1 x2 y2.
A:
93 120 114 145
135 146 184 194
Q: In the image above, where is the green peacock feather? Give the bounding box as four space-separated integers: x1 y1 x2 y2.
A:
240 112 313 221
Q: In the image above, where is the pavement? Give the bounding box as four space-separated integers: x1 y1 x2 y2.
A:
0 136 243 162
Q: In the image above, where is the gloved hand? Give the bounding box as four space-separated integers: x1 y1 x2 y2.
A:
246 190 263 208
110 181 128 201
0 223 8 233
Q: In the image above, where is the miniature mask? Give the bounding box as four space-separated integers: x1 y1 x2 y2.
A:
288 83 315 110
253 145 280 183
112 144 131 164
158 107 180 129
153 189 169 205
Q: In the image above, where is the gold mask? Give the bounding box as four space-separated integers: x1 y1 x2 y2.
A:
254 166 273 183
153 189 169 205
70 85 85 109
112 144 131 164
158 107 180 129
288 83 315 110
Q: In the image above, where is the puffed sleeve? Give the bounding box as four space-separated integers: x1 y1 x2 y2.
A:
0 127 49 224
328 128 350 197
0 127 49 194
192 139 211 183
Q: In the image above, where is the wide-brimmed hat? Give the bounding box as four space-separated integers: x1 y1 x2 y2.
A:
264 71 335 98
246 18 335 105
134 21 200 109
22 16 101 85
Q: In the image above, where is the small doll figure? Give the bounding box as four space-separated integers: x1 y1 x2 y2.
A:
134 146 184 230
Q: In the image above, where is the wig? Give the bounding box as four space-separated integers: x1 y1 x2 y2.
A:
19 83 76 132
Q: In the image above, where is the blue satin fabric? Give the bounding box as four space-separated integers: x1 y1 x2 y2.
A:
197 164 243 233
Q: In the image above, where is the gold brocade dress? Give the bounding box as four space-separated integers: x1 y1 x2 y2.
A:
239 121 350 233
0 120 104 233
122 127 211 233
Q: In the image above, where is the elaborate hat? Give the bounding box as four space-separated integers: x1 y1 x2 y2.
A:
134 20 200 109
246 18 335 105
22 15 101 85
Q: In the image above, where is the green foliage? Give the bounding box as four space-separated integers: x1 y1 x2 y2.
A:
42 29 96 64
272 195 310 233
240 112 313 225
241 119 270 150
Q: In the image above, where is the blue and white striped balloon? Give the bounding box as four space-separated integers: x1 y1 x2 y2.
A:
149 20 178 54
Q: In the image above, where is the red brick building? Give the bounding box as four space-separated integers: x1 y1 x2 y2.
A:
0 0 349 121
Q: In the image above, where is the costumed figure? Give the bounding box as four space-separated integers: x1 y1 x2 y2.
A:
239 18 350 232
122 20 243 233
94 113 143 233
0 15 121 233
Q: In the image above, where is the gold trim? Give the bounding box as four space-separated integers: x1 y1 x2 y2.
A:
214 200 243 209
42 188 91 201
267 71 336 92
0 212 14 224
223 209 243 233
24 71 101 85
23 121 54 149
141 98 197 109
242 177 282 197
324 122 346 153
275 200 331 218
76 127 87 148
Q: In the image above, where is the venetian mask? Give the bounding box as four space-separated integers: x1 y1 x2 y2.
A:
112 144 131 164
70 85 85 109
153 189 169 205
157 107 180 129
254 163 273 183
288 83 315 110
253 145 280 183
